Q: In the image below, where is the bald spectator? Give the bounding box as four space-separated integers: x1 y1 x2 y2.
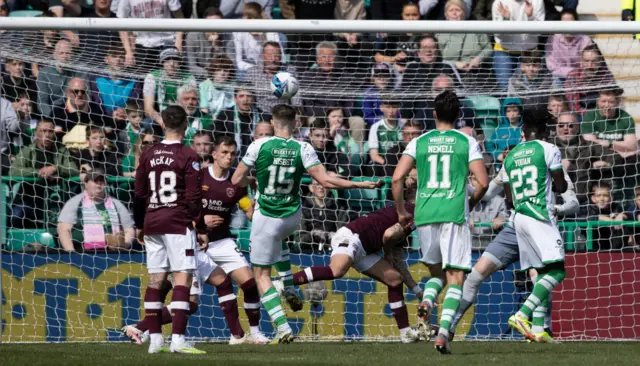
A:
242 42 301 113
52 78 115 134
253 121 274 140
36 40 87 117
553 111 602 201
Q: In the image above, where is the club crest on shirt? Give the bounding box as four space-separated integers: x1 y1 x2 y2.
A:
226 187 235 198
202 185 209 191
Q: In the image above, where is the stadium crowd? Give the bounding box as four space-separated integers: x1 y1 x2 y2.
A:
1 0 639 252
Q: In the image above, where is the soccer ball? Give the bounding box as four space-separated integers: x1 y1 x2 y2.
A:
271 72 299 99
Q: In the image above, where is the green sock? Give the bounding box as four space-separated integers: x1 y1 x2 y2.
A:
422 278 444 307
438 285 462 336
531 298 548 334
274 241 293 287
518 269 566 319
261 287 288 327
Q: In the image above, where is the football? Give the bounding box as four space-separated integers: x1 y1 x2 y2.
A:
271 71 299 99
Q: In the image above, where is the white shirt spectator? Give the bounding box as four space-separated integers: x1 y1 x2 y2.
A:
220 0 273 19
492 0 545 52
233 32 284 72
0 97 19 156
117 0 182 48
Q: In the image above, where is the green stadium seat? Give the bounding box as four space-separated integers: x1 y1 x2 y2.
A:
462 96 501 138
9 10 43 17
5 229 55 251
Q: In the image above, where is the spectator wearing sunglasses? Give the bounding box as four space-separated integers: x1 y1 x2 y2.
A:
121 128 160 178
52 78 116 134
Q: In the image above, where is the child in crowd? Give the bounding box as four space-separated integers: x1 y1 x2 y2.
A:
581 181 626 250
119 100 144 155
363 63 395 126
486 97 523 161
368 94 403 169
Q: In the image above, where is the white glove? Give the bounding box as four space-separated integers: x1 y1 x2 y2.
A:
551 204 562 217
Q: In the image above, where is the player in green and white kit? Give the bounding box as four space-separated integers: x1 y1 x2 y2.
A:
232 104 381 344
502 115 568 342
392 91 488 354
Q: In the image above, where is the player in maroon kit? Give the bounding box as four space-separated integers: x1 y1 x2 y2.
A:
287 170 423 343
133 105 205 354
123 135 270 345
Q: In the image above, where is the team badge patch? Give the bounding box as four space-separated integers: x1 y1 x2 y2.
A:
192 162 201 171
226 187 235 198
202 185 209 191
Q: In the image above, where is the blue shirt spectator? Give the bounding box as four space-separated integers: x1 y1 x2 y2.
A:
486 97 523 161
362 63 396 126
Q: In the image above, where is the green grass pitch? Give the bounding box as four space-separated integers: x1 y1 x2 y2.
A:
2 342 640 366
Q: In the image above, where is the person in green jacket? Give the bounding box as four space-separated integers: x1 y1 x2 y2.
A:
9 120 79 228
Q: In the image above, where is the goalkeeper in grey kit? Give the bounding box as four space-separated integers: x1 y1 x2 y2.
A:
448 165 579 341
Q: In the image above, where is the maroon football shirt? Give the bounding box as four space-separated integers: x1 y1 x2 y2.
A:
199 167 248 242
345 204 415 254
134 141 202 235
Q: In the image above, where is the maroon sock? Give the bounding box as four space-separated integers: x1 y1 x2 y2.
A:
216 276 244 338
142 287 167 334
293 266 335 285
240 278 261 327
388 285 409 329
170 285 191 336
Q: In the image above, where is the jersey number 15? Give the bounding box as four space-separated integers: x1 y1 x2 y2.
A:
265 165 296 195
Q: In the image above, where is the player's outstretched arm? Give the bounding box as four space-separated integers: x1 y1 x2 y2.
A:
391 155 416 225
231 162 255 188
307 164 382 190
468 159 489 209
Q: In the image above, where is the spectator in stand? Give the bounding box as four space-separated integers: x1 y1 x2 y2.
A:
543 0 578 21
36 39 86 117
185 7 233 80
580 181 626 251
287 0 337 68
374 3 422 75
547 93 570 123
199 55 236 119
2 58 37 103
553 111 603 202
379 120 423 177
11 92 38 148
190 131 214 168
91 46 141 121
581 88 638 202
142 47 197 124
76 126 121 177
301 41 359 118
333 1 374 76
177 87 215 144
420 0 474 19
57 168 135 252
402 34 453 92
117 0 184 70
492 0 545 89
47 0 81 47
326 106 364 168
119 100 144 155
253 120 274 140
369 0 413 20
121 128 159 178
308 119 350 175
368 94 403 172
472 0 494 20
363 63 395 126
469 173 507 248
52 78 115 135
335 0 366 19
486 97 523 161
79 0 119 62
621 186 640 247
0 97 19 175
297 177 349 253
438 0 492 81
220 0 273 18
566 45 615 114
215 84 266 157
232 2 284 74
545 10 592 86
10 120 78 228
242 42 302 113
507 49 554 109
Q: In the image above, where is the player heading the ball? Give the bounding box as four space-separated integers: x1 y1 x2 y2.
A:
232 104 382 344
392 90 488 354
133 105 205 354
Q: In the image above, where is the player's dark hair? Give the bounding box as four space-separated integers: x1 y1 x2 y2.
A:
161 105 188 131
213 135 237 150
271 104 297 125
434 90 460 124
521 107 551 140
310 118 328 132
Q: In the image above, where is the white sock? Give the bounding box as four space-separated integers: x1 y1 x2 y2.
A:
277 323 292 333
516 311 528 320
438 328 450 338
399 327 410 337
250 326 261 335
171 334 186 344
150 333 163 345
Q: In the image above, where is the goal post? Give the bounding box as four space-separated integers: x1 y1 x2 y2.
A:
1 18 639 342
